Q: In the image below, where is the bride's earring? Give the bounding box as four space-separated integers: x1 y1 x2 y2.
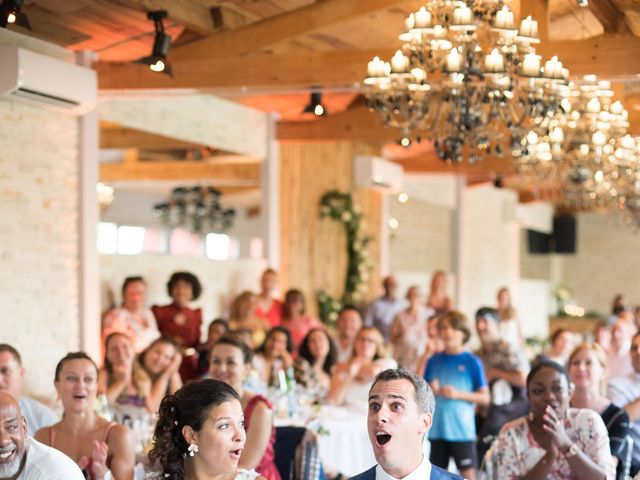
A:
188 443 199 457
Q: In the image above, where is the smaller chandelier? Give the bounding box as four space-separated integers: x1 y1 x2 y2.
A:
364 1 569 163
513 75 636 210
153 186 236 234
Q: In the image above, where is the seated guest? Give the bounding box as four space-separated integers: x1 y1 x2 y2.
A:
426 271 452 316
608 332 640 476
294 328 338 401
474 307 529 461
0 391 84 479
365 275 406 341
350 368 462 480
229 291 269 348
389 285 429 372
0 344 57 436
148 379 266 480
102 276 159 353
279 289 320 350
417 315 445 376
569 343 630 480
493 359 615 479
424 311 489 480
253 327 294 387
98 332 151 421
607 319 634 382
209 337 281 480
35 352 135 480
328 327 396 412
137 337 183 413
255 268 283 328
594 320 612 354
152 271 202 381
333 306 363 363
195 318 229 376
545 328 575 365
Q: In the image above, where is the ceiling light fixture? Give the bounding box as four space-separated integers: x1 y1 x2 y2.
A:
135 11 172 76
0 0 31 30
364 1 568 163
303 90 328 116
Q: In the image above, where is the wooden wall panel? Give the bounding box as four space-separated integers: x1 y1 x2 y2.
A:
279 142 382 317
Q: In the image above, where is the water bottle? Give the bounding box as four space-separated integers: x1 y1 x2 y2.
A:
285 367 297 418
94 394 114 421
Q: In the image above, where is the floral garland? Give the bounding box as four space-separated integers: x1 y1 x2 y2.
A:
316 190 372 325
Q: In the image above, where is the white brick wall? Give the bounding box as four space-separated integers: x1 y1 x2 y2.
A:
0 99 80 401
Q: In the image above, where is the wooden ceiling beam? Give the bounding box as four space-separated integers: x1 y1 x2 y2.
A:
100 125 208 150
110 0 222 35
100 159 261 183
393 151 515 175
277 100 400 144
96 35 640 90
588 0 627 33
170 0 413 61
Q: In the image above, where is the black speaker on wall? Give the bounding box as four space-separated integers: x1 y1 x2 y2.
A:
527 215 577 254
553 215 577 253
527 229 552 253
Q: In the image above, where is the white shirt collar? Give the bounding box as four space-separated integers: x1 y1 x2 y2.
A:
375 454 431 480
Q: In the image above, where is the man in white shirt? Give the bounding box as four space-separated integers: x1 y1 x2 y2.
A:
349 368 462 480
0 345 57 436
0 391 84 479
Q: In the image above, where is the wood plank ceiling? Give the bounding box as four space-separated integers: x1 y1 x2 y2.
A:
5 0 640 192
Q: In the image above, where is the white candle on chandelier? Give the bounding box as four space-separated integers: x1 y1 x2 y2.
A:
592 130 607 146
405 13 415 31
494 6 513 29
414 7 431 28
543 56 562 78
453 4 472 24
610 100 623 115
446 48 463 72
549 127 564 144
390 50 409 73
586 97 601 114
521 53 541 76
519 16 537 37
432 24 445 38
484 49 504 72
367 56 383 77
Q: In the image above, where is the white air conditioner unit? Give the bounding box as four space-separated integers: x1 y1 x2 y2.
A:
0 46 97 115
354 155 404 192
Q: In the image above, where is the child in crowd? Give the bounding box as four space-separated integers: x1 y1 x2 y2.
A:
424 311 489 480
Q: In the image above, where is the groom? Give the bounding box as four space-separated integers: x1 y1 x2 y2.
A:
350 368 462 480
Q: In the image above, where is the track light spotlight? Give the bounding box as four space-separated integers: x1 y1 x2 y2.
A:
303 90 327 117
135 11 172 76
0 0 31 30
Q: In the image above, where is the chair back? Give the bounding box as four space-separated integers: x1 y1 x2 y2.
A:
274 426 322 480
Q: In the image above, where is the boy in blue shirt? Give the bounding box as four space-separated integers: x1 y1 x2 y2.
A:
424 311 489 479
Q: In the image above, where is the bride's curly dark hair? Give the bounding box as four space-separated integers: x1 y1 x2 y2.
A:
148 378 241 479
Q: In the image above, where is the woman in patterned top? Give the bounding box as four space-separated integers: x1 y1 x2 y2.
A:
492 359 615 479
294 327 338 402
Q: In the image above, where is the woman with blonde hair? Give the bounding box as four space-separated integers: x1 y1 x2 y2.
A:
229 291 269 347
327 326 396 411
568 342 630 479
426 271 452 315
496 287 524 348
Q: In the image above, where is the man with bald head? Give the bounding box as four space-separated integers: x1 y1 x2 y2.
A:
0 391 83 479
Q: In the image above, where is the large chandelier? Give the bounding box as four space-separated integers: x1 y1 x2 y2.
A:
513 75 637 210
364 1 569 163
152 186 236 234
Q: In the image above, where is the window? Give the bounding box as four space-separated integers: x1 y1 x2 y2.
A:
205 233 231 260
116 226 145 255
97 222 118 254
169 228 204 257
